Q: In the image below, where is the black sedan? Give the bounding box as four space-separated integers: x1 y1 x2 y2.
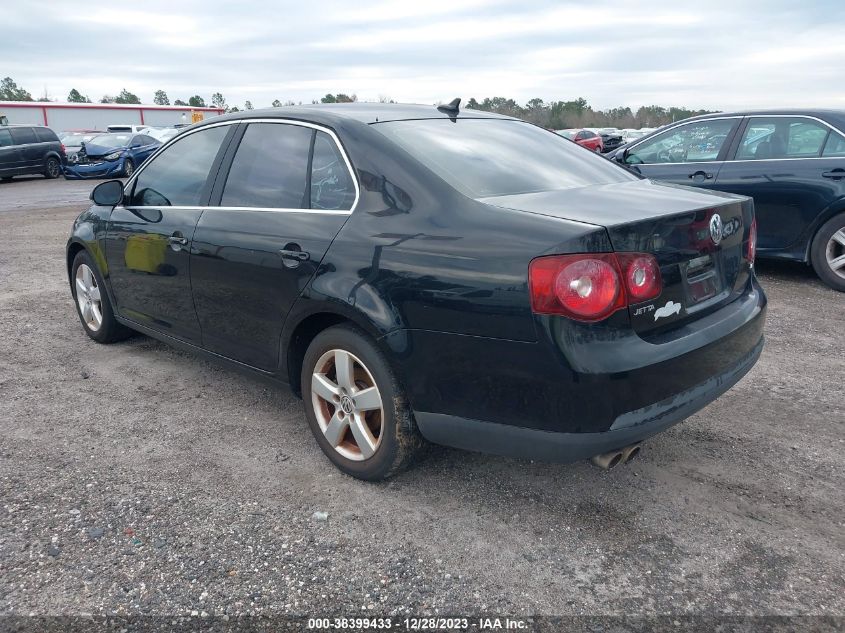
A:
608 109 845 291
66 103 766 480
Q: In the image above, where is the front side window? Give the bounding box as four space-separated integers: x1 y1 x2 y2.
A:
626 119 737 165
736 117 829 160
372 119 636 198
0 129 12 147
221 123 312 209
310 131 356 210
129 125 230 207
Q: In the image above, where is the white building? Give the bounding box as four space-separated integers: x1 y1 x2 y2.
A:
0 101 225 131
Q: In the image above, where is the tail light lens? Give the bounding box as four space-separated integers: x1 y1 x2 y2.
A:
60 143 66 154
617 253 662 302
746 218 757 266
529 252 662 322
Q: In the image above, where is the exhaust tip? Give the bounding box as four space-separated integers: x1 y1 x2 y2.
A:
622 444 641 463
591 451 623 470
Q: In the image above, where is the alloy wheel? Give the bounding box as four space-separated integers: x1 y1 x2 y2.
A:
311 349 384 461
124 160 134 177
825 228 845 280
47 158 60 178
75 264 103 331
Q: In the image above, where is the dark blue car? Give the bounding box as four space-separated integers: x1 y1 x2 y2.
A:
609 110 845 291
64 133 160 180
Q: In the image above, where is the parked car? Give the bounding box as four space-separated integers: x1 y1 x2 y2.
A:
106 124 150 134
0 124 65 181
572 129 603 152
66 103 765 480
608 109 845 291
598 128 624 153
555 129 578 140
63 132 160 179
60 130 105 162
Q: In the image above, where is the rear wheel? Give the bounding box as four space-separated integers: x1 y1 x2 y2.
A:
71 250 133 343
301 324 423 480
122 159 134 178
810 214 845 292
44 157 61 179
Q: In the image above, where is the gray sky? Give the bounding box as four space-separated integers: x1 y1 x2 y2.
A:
4 0 843 110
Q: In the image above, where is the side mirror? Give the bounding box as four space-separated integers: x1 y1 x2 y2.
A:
91 179 124 206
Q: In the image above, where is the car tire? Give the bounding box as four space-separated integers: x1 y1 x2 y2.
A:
123 159 134 178
44 157 61 179
810 213 845 292
301 324 424 480
71 250 134 343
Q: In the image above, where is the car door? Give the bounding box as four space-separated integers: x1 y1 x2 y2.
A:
620 117 741 187
9 127 39 172
190 120 357 371
0 128 21 175
713 115 845 254
104 123 236 344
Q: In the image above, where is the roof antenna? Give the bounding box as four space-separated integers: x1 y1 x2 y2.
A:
436 98 461 122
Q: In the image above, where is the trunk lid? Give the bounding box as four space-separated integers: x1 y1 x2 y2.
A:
480 179 755 335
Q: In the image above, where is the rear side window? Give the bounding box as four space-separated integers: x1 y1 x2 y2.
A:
133 135 156 146
9 127 37 145
310 131 356 210
0 129 12 147
373 119 635 198
34 127 59 142
736 117 829 160
129 125 230 207
221 123 312 209
822 133 845 157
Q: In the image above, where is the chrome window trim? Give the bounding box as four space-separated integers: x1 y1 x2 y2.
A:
623 116 744 161
731 114 845 163
123 118 359 216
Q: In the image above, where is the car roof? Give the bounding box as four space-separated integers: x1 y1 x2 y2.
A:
682 108 845 124
195 102 516 130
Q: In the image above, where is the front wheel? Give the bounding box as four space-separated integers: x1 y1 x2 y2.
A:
71 250 133 343
122 159 134 178
301 324 424 480
44 156 61 179
810 214 845 292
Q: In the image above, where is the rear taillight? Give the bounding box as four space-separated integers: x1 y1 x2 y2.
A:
746 218 757 266
60 143 66 154
529 252 662 322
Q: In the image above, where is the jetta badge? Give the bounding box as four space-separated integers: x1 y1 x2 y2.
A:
710 213 724 245
654 300 682 321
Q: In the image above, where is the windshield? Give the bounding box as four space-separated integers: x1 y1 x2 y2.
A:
88 134 132 149
373 118 636 198
61 133 100 145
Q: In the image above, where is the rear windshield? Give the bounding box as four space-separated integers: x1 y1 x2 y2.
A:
372 118 636 198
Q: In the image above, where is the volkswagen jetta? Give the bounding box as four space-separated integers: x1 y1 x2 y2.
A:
66 102 766 480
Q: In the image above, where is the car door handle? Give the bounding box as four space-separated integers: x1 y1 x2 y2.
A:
278 249 310 261
689 170 714 180
822 169 845 179
168 235 188 246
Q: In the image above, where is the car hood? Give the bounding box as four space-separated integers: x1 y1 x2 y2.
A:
82 142 128 157
478 178 746 226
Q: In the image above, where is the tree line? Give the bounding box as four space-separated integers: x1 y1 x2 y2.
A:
2 77 715 129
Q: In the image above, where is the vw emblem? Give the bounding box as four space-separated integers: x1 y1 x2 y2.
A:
710 213 724 245
340 395 354 415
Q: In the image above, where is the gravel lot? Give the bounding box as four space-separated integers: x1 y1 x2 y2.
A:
0 177 842 622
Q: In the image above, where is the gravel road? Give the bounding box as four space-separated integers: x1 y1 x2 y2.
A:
0 177 842 623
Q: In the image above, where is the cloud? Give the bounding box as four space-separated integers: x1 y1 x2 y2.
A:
1 0 842 110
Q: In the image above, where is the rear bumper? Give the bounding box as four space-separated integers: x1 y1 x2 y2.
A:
414 336 762 462
388 277 766 460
